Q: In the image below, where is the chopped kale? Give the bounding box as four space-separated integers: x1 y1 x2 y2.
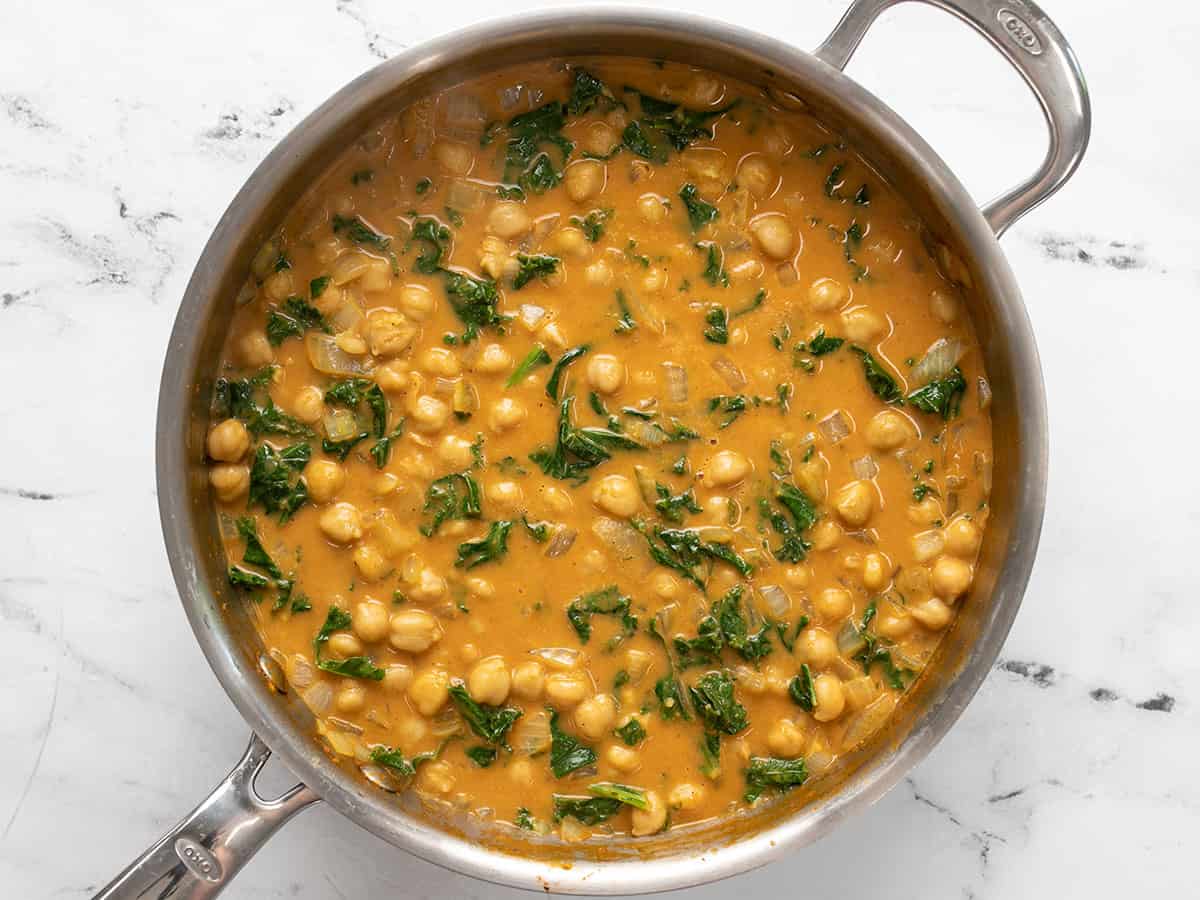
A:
566 585 636 644
317 655 385 680
215 368 314 439
851 346 904 404
449 682 522 749
689 670 748 735
620 120 665 163
546 345 590 400
420 472 483 536
703 305 729 344
802 328 844 357
454 520 512 569
587 781 648 809
733 289 766 318
466 746 498 768
907 367 967 419
700 242 729 287
369 419 405 469
506 344 552 388
266 296 329 346
331 214 398 272
707 394 748 429
504 102 573 191
630 91 740 152
567 68 617 115
410 217 451 274
614 718 646 746
530 395 642 484
309 275 331 299
743 756 807 803
228 566 269 590
312 606 352 658
788 664 816 711
351 168 373 185
679 183 718 231
513 253 560 290
654 483 702 524
514 807 535 830
521 514 552 542
549 708 596 777
570 207 613 242
700 731 721 780
442 270 508 341
633 521 752 588
321 431 368 461
613 288 637 334
552 795 621 825
370 745 438 777
235 516 282 579
324 377 372 408
414 177 432 195
713 585 772 661
247 442 311 522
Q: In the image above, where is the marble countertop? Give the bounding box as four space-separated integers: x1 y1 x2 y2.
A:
1 0 1195 896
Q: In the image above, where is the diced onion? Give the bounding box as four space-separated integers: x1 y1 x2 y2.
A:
499 84 525 111
329 300 363 333
633 466 658 505
324 407 360 442
432 376 458 396
758 584 791 619
592 516 641 560
236 279 256 306
843 675 879 711
974 450 993 496
529 647 581 669
259 652 286 693
331 251 374 286
251 239 280 280
836 621 866 657
307 332 371 376
628 420 667 447
711 355 748 390
559 816 589 843
218 513 240 541
977 376 992 411
300 681 332 716
909 337 964 387
912 529 944 562
807 751 835 775
327 716 364 735
447 179 485 212
518 304 547 331
946 492 960 517
531 213 561 245
431 705 462 738
285 653 315 690
851 455 879 480
545 526 577 559
662 362 688 403
840 693 898 750
360 763 404 792
320 723 364 759
845 529 877 545
514 709 552 756
440 92 487 130
818 410 851 444
775 262 798 286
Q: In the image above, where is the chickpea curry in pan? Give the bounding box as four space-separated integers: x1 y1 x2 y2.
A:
205 58 992 842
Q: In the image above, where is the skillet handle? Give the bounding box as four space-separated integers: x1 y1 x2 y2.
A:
91 734 318 900
814 0 1091 236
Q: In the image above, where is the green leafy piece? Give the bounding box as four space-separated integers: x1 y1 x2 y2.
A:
567 68 617 115
679 183 718 231
802 328 844 357
613 288 637 334
248 442 311 522
235 516 282 579
570 208 613 242
614 718 646 746
690 670 748 735
506 344 552 388
228 566 269 590
624 239 651 268
369 419 406 469
700 731 721 780
633 522 752 588
714 585 772 661
351 168 373 185
907 367 967 419
843 220 868 281
777 482 818 531
520 154 561 193
420 472 483 536
521 514 552 543
654 484 702 524
496 184 525 201
552 795 622 825
772 616 808 652
743 756 808 803
363 384 387 438
444 206 464 228
313 606 352 658
851 346 903 404
655 674 690 721
324 378 372 408
449 683 522 749
317 656 385 680
546 345 591 400
504 102 573 186
442 270 508 342
788 664 816 711
733 289 766 318
273 252 291 272
454 520 513 569
321 431 368 462
703 306 729 344
620 121 665 163
415 177 432 195
824 162 845 199
370 744 440 777
496 455 527 477
266 296 329 346
672 615 723 669
613 670 630 691
760 480 817 564
633 93 739 152
216 368 314 439
566 585 635 644
331 214 398 272
588 782 648 810
549 708 596 777
289 593 312 613
309 275 331 299
850 601 913 690
776 382 792 414
515 807 535 830
912 482 937 502
707 394 748 429
513 253 559 290
466 745 497 768
410 217 451 274
530 396 642 484
700 242 728 287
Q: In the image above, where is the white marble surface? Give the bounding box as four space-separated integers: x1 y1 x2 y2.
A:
1 0 1196 896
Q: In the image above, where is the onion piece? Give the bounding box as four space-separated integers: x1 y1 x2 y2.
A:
633 466 658 505
840 693 898 750
518 304 547 331
285 653 316 690
327 716 364 735
331 251 375 286
845 528 877 545
851 455 879 480
324 407 360 442
259 652 286 693
530 213 561 245
628 420 667 448
545 526 577 559
360 763 404 793
775 262 798 286
514 709 552 756
711 355 748 390
818 410 851 444
592 516 641 560
836 621 867 657
529 647 581 669
909 337 964 387
974 450 993 496
807 750 835 776
236 279 256 306
912 529 945 562
758 584 791 620
307 332 371 376
446 179 485 212
977 376 992 411
662 362 689 403
300 681 332 716
218 513 239 541
439 92 487 137
431 705 462 738
329 300 363 333
499 84 525 110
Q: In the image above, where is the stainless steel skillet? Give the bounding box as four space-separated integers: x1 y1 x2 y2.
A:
97 0 1089 895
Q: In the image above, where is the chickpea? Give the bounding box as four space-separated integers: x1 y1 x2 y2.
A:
809 519 841 551
624 648 652 682
336 331 368 355
465 577 495 600
932 555 974 598
812 674 846 722
433 140 473 175
574 694 617 741
292 386 326 425
584 259 613 286
352 600 390 644
209 464 249 502
945 517 982 558
395 715 427 747
543 485 573 516
468 656 511 706
737 155 775 198
606 744 640 773
487 480 524 513
807 277 849 312
630 790 668 836
636 193 669 224
473 343 512 375
592 474 641 518
783 565 811 588
319 502 363 544
545 671 590 708
382 663 413 694
652 572 680 600
371 511 419 558
511 660 545 699
750 214 794 259
640 266 667 294
834 480 875 526
408 668 450 716
586 353 625 394
910 596 953 630
335 684 366 714
409 394 451 433
508 758 535 787
236 330 274 367
388 608 442 653
417 759 455 794
767 719 807 758
353 543 391 581
864 410 913 451
584 121 618 156
366 310 418 358
705 450 751 487
814 587 853 622
419 346 461 378
262 268 293 302
930 287 959 323
538 319 568 350
398 284 436 320
841 307 886 343
487 201 531 239
409 567 447 602
564 160 604 203
908 496 943 526
668 782 706 811
875 607 913 640
207 418 250 462
326 632 362 659
795 627 838 669
552 226 590 260
436 434 476 469
489 397 526 432
374 360 409 393
304 459 346 504
862 552 891 591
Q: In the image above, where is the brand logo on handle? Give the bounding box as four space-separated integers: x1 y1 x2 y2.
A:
996 8 1044 55
175 837 223 882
